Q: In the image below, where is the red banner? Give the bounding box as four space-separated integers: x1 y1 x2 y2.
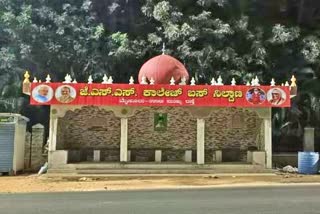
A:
30 83 291 107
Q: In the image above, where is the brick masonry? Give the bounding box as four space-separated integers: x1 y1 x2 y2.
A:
56 106 263 162
128 107 197 150
57 106 121 150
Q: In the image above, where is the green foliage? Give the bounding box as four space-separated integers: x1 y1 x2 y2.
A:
132 0 304 84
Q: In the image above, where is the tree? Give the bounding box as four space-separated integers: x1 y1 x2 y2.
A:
0 0 134 112
130 0 302 84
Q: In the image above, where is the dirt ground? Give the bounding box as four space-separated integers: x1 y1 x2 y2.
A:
1 173 320 193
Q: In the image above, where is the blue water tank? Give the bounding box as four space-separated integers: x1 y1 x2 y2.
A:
298 152 319 174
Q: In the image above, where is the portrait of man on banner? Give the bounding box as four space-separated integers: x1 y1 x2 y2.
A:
32 85 54 103
267 88 286 106
55 85 77 104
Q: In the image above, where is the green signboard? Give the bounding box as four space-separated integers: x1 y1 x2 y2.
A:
154 113 167 131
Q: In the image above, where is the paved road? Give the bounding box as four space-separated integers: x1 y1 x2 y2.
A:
1 185 320 214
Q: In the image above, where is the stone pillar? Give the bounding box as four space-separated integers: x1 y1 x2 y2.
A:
197 118 205 164
303 127 315 152
120 118 128 162
24 132 32 169
31 124 45 171
264 118 272 169
48 117 58 152
155 150 162 162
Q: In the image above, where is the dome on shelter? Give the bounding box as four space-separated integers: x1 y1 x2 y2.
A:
138 54 189 84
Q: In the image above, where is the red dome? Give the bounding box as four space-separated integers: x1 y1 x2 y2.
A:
138 54 189 84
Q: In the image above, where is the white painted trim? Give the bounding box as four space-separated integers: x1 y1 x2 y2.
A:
120 118 128 162
264 118 272 168
197 118 205 164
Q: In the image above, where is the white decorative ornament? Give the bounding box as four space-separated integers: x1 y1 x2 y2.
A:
270 78 276 86
211 78 216 85
251 78 255 86
170 77 175 85
64 74 72 83
72 79 77 83
217 76 223 85
129 76 134 84
231 78 236 86
45 74 51 83
33 77 38 83
107 76 113 84
141 76 148 84
190 77 196 85
246 82 251 86
179 76 187 85
254 76 260 86
285 81 289 86
88 75 93 84
150 77 155 85
102 74 108 84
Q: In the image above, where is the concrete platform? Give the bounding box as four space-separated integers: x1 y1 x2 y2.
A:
48 162 272 174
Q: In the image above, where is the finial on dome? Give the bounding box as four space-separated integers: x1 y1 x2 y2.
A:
162 43 166 55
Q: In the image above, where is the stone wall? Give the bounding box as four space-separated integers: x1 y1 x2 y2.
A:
57 106 121 149
56 106 264 163
205 108 262 150
128 107 197 150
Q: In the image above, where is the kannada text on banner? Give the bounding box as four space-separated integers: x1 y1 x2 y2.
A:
30 83 291 107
